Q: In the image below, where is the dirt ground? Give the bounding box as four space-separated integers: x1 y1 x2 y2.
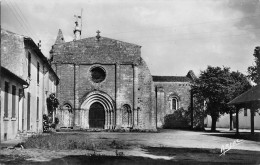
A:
1 129 260 164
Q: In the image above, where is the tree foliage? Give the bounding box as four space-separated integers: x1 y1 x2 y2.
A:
189 92 206 130
192 66 251 131
247 46 260 84
46 93 59 117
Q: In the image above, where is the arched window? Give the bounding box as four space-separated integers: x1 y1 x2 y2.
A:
62 103 73 127
63 103 72 113
122 104 132 127
170 97 178 110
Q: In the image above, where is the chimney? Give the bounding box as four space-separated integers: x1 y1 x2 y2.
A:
37 40 41 49
73 21 81 40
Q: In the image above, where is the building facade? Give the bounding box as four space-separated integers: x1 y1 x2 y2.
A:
153 71 195 128
50 30 156 130
50 27 194 130
1 29 59 141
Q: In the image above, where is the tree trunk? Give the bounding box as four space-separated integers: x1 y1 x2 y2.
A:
211 116 217 131
251 109 254 135
229 110 233 130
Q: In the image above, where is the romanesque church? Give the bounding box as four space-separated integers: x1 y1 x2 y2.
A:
50 22 195 130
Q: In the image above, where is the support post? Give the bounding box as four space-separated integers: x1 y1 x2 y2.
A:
250 108 254 135
236 107 239 135
155 87 158 129
229 110 233 130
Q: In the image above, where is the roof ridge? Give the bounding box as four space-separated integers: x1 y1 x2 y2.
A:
152 75 191 82
52 35 141 47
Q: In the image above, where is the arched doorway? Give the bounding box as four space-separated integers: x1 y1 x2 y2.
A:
89 102 105 128
80 90 115 129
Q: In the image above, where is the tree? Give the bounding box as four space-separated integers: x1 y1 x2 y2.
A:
247 46 260 84
228 71 252 101
192 66 251 131
46 93 59 119
189 92 207 130
228 71 252 130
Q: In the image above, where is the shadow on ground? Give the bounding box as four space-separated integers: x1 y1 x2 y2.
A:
203 132 260 142
1 147 260 165
144 147 260 164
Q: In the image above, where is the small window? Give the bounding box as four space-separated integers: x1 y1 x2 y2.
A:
37 62 40 84
244 109 247 116
170 97 178 110
63 104 72 113
12 85 16 118
28 52 31 78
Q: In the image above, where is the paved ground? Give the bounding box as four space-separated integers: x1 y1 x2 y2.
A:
0 129 260 164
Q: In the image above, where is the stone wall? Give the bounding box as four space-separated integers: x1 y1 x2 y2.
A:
1 30 27 81
154 81 191 128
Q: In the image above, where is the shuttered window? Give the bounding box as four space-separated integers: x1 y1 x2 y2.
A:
37 97 39 120
4 82 9 117
37 62 40 84
12 85 16 118
28 52 31 78
27 92 31 130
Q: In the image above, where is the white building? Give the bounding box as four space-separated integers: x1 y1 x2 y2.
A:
205 109 260 130
1 29 59 142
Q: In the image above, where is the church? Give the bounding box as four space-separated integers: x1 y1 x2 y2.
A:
50 21 194 131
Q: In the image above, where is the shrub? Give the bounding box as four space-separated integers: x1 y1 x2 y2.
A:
23 133 93 150
23 133 130 150
163 107 190 129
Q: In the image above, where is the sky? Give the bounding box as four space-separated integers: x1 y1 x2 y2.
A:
1 0 260 76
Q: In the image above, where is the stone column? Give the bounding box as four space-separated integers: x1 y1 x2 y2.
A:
73 64 79 128
104 111 107 129
115 63 121 128
111 111 114 129
107 111 110 129
109 111 112 129
156 87 165 128
133 64 138 128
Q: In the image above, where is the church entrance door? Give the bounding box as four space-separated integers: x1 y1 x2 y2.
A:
89 102 105 129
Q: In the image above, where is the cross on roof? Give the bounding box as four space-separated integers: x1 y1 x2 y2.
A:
96 30 101 41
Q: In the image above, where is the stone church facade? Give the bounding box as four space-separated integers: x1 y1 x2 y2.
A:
50 27 194 130
50 29 156 130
